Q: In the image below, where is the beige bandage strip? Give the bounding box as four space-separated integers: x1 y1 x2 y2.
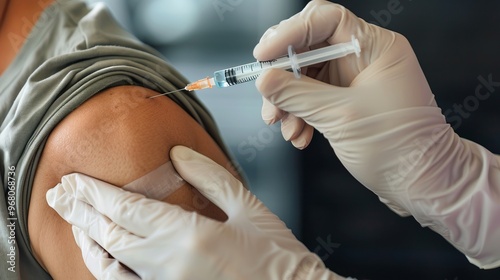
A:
123 161 185 200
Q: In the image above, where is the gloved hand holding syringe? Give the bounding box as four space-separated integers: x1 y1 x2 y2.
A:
149 36 360 98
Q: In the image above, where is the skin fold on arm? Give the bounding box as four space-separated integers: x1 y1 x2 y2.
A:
29 85 240 278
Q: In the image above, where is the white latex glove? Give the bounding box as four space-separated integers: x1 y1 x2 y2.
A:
254 0 500 269
46 146 352 280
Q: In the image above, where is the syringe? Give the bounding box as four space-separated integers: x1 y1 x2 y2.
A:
149 36 360 98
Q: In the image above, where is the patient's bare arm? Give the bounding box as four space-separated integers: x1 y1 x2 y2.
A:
29 86 239 279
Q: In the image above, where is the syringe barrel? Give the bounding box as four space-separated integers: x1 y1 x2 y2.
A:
212 36 360 88
213 57 291 88
296 37 360 67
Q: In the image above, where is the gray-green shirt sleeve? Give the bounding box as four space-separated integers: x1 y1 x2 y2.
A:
0 1 232 278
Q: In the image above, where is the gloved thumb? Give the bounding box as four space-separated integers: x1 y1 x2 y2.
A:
171 146 260 219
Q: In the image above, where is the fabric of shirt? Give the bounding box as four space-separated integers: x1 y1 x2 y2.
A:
0 1 232 279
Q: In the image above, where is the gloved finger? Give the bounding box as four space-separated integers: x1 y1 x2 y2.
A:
256 68 349 122
261 96 285 125
47 182 113 234
258 24 278 44
48 173 194 237
47 185 146 253
254 1 354 61
171 146 262 218
290 123 314 150
281 113 305 141
72 226 140 280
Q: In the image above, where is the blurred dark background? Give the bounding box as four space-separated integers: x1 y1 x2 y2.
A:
90 0 500 279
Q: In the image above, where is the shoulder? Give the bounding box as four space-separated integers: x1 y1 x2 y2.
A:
29 85 232 277
42 85 205 185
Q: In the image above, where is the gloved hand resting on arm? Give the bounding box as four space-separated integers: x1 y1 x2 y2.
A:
254 0 500 269
46 146 353 280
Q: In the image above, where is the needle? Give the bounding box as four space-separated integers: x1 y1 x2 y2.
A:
149 88 186 99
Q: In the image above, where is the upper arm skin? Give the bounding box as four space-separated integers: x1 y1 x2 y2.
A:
29 86 238 279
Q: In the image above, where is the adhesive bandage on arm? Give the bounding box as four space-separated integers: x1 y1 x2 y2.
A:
122 161 185 200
